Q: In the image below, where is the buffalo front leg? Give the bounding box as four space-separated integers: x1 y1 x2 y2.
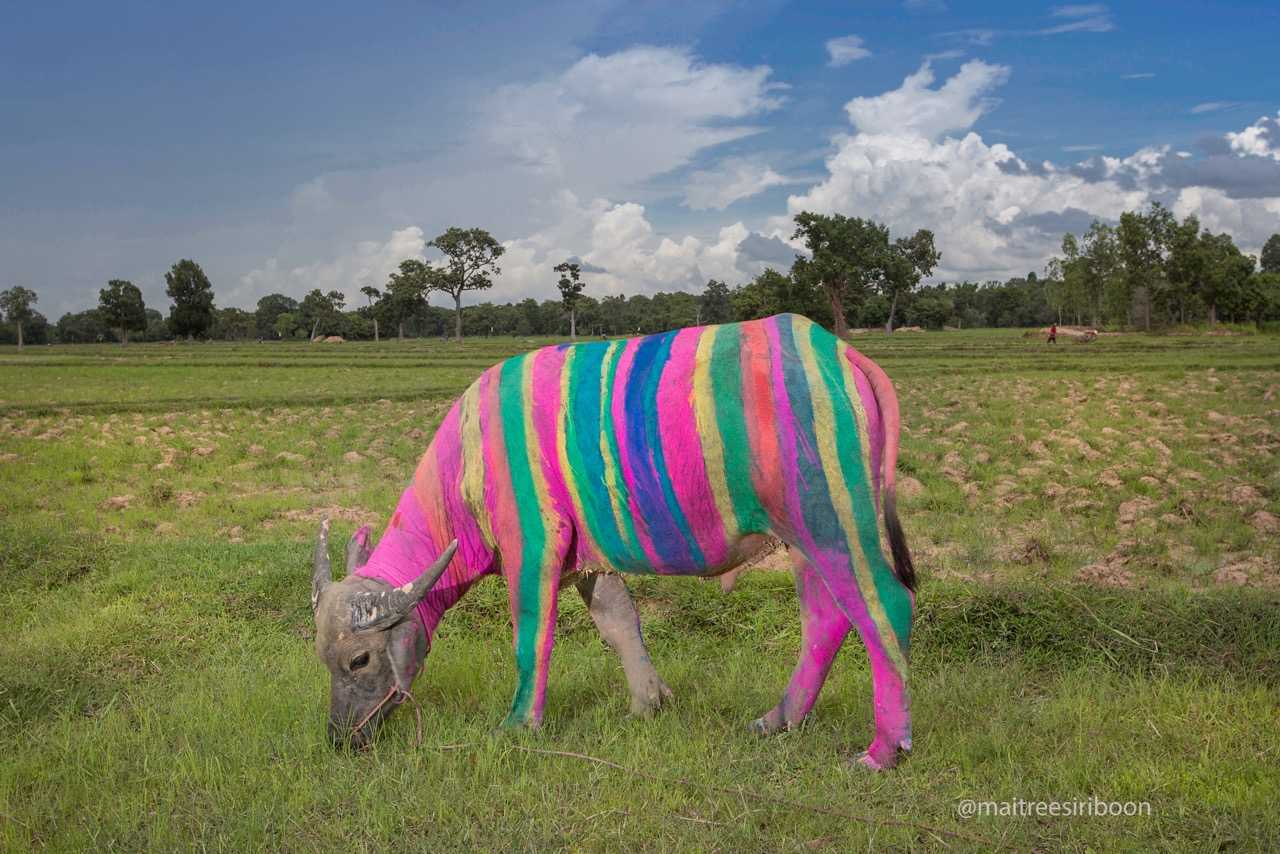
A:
576 572 673 717
501 520 573 729
752 551 850 735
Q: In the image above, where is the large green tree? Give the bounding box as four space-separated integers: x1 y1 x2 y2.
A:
791 212 890 338
699 279 733 325
383 260 432 340
427 227 505 341
1117 203 1176 330
553 260 585 338
300 289 346 339
98 279 147 344
0 286 38 350
1081 221 1121 326
1261 233 1280 274
882 228 940 333
164 259 215 339
255 293 299 339
359 286 382 342
1199 231 1254 325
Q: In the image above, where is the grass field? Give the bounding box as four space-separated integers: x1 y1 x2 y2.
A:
2 328 1278 851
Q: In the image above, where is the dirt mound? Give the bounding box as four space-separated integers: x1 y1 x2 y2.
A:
279 505 379 526
1075 552 1136 588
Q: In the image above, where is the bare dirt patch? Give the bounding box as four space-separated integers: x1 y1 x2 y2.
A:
277 505 379 527
897 476 924 499
1213 556 1280 588
1075 552 1137 588
1117 497 1156 529
1249 510 1279 533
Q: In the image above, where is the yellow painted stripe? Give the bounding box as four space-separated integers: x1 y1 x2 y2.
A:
801 333 907 676
597 340 632 564
691 325 739 542
521 353 560 656
457 378 494 548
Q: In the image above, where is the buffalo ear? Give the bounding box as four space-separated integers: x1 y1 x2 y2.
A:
350 540 459 632
312 520 333 611
346 525 373 574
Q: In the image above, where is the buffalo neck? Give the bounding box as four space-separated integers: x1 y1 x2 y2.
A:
356 485 487 647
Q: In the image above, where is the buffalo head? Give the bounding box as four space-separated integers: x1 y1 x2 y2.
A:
310 520 456 749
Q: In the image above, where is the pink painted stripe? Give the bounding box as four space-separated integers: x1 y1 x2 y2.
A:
656 326 728 566
764 317 819 556
850 361 885 504
478 367 523 573
530 346 575 524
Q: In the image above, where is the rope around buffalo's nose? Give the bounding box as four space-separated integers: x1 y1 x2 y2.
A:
351 684 424 747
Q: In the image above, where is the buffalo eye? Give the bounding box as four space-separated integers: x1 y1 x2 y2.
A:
350 652 370 671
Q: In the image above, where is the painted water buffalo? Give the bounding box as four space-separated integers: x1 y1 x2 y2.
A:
312 313 916 768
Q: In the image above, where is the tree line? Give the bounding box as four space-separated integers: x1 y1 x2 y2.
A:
1045 203 1280 329
5 215 1279 348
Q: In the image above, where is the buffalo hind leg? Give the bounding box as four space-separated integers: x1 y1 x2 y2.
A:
808 551 913 770
752 551 850 735
576 573 673 717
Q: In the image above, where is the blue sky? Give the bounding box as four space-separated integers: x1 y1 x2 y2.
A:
4 1 1279 317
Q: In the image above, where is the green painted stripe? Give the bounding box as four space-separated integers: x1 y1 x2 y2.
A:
498 354 546 715
564 343 629 564
809 323 912 650
710 322 767 532
600 340 645 564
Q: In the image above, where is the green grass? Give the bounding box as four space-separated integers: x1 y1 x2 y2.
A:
2 329 1278 851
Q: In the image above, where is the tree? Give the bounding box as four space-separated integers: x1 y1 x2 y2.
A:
300 289 346 340
98 279 147 344
1080 221 1121 326
165 259 215 339
360 286 382 342
211 307 257 340
255 293 299 339
1261 233 1280 274
553 261 585 338
699 279 733 325
792 212 890 338
0 286 38 350
142 309 168 341
882 229 940 333
384 260 432 341
427 227 505 341
273 311 302 340
1245 272 1280 328
1163 214 1206 325
1199 231 1254 325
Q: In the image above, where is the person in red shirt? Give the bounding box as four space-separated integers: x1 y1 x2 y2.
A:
1048 324 1057 344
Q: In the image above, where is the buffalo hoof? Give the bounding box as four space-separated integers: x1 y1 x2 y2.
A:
850 736 912 771
629 675 674 718
749 713 790 736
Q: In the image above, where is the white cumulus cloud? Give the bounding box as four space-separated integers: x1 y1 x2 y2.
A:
484 45 785 195
843 60 1010 140
683 157 793 210
235 227 426 306
1226 111 1280 160
826 35 871 67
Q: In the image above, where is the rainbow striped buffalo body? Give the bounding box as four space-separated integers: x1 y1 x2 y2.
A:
311 313 917 768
